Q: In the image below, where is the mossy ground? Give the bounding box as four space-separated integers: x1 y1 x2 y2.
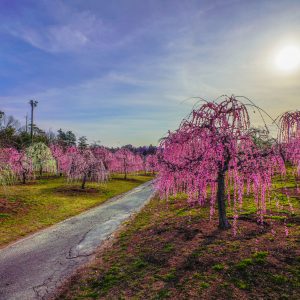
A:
0 174 152 247
57 171 300 300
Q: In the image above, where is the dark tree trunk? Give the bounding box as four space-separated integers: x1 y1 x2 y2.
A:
279 146 286 163
217 170 231 230
22 172 26 184
124 159 127 179
39 166 43 177
81 174 87 189
143 156 147 175
56 161 60 176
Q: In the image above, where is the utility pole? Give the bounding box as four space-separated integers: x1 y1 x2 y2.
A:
25 114 28 133
29 100 38 143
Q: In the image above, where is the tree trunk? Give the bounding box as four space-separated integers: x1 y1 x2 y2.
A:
39 166 43 177
143 157 147 175
217 170 231 229
22 172 26 184
56 161 59 176
124 159 127 179
81 174 87 189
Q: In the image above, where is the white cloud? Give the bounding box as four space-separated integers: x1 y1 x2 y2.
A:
4 6 105 53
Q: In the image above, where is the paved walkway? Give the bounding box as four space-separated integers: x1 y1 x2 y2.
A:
0 181 154 300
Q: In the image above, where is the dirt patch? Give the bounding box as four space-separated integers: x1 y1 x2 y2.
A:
278 187 300 198
55 186 102 196
114 178 142 183
15 181 37 185
0 198 27 215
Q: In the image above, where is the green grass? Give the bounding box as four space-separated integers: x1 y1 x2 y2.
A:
0 174 152 247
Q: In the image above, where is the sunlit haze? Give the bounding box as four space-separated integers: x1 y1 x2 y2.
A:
275 45 300 72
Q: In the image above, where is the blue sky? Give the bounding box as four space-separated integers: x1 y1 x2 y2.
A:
0 0 299 146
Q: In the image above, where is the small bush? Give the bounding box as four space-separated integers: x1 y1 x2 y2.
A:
212 263 225 271
200 282 210 289
272 274 288 284
252 251 268 263
154 289 170 299
162 272 176 282
236 258 253 270
235 280 249 290
132 258 148 269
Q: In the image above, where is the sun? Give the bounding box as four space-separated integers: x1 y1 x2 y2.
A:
274 45 300 72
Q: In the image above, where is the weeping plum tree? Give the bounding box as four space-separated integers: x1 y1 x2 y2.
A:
0 148 34 184
278 111 300 177
133 154 144 174
0 164 15 186
146 154 158 175
156 96 285 232
26 142 56 176
6 148 33 184
15 150 34 184
66 147 107 189
113 149 143 179
92 146 114 173
0 148 16 185
137 146 149 175
50 144 69 176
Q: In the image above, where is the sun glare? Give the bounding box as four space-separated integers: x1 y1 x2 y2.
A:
274 45 300 73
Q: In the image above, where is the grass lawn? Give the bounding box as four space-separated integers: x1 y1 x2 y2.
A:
57 172 300 300
0 174 153 247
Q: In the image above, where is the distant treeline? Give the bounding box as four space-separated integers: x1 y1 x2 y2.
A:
0 110 157 155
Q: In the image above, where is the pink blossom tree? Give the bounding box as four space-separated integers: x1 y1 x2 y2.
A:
137 146 150 175
278 111 300 177
112 149 142 179
66 147 107 189
17 150 34 184
50 144 69 176
0 148 34 184
9 148 33 184
0 148 16 185
133 153 144 173
146 154 158 175
156 96 285 231
91 146 114 173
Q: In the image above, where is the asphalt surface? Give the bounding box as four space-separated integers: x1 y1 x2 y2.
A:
0 181 154 300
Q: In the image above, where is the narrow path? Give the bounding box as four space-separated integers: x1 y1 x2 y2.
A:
0 181 154 300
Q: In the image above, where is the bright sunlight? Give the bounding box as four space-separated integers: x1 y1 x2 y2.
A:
274 44 300 72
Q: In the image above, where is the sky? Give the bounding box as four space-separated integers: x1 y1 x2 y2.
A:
0 0 299 146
